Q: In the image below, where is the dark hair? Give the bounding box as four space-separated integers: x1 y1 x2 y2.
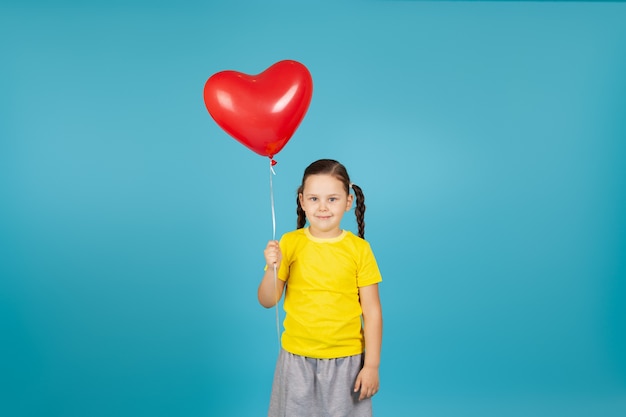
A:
296 159 366 238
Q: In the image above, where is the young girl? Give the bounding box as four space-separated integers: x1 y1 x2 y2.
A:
258 159 383 417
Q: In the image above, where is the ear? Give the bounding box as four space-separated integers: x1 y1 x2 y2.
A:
298 193 304 207
345 193 354 211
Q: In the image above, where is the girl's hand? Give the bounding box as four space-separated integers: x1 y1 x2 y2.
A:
354 365 379 400
264 240 282 269
258 240 285 308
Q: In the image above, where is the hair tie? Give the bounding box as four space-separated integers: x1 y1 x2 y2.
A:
349 183 354 189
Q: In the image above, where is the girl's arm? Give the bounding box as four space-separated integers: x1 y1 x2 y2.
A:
257 240 286 308
354 283 382 400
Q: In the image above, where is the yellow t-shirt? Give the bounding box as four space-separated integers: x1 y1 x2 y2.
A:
277 227 382 359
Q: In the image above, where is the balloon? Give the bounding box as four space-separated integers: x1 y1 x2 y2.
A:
203 60 313 161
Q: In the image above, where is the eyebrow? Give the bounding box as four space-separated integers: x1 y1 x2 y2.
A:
304 193 341 197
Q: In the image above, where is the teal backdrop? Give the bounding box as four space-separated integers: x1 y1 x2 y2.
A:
1 1 625 416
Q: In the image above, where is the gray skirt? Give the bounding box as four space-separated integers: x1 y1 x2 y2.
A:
268 348 373 417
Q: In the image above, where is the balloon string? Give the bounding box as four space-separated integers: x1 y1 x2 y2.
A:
269 159 280 352
273 263 280 352
270 160 276 241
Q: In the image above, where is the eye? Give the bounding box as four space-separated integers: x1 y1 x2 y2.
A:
309 197 318 202
329 197 337 202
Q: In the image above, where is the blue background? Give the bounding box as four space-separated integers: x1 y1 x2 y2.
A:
1 1 625 416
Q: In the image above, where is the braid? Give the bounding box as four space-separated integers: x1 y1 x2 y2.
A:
296 185 307 229
351 183 366 239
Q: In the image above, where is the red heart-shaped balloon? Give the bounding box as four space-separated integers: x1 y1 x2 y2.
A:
203 60 313 159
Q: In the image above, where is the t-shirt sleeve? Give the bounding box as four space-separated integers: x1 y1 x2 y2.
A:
276 235 290 282
357 241 383 287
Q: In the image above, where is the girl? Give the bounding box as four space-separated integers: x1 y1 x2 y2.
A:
258 159 383 417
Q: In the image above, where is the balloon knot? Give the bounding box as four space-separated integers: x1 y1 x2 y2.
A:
271 159 277 166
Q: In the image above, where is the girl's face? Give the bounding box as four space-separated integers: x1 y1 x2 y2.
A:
299 174 353 238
